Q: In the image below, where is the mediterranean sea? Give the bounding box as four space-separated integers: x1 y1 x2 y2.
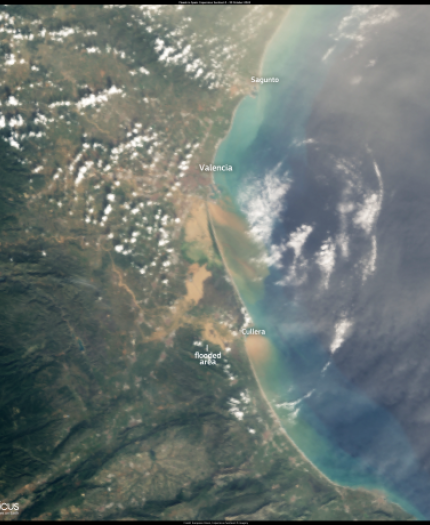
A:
213 5 430 520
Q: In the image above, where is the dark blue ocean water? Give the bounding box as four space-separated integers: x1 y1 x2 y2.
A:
215 5 430 519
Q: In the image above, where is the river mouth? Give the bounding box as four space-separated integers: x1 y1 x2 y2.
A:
208 199 268 306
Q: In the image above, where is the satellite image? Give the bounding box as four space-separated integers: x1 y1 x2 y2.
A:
0 3 428 522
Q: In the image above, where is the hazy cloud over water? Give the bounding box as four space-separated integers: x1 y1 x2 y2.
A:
276 5 430 479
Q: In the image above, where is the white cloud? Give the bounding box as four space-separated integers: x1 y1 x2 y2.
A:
362 234 377 282
76 85 123 110
285 224 313 259
7 96 20 106
330 317 353 354
273 224 313 285
4 53 15 66
238 162 290 245
9 115 24 127
353 192 380 234
8 137 20 149
336 5 399 51
275 389 314 420
103 204 113 216
315 237 336 289
322 6 398 69
334 158 383 276
353 161 383 235
336 231 350 259
322 46 334 62
291 137 316 148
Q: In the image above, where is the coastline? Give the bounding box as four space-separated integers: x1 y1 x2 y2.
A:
206 190 409 515
209 7 292 170
204 6 417 518
204 3 343 491
208 194 366 490
246 344 340 488
206 201 249 315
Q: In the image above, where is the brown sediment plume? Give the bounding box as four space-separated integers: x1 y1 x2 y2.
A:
245 334 272 366
207 201 247 232
207 195 358 494
201 8 410 515
244 336 343 488
244 334 401 509
207 199 268 305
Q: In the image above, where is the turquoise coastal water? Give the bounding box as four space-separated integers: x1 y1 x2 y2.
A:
214 6 430 519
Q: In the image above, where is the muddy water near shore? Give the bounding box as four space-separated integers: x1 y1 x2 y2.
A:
210 5 430 519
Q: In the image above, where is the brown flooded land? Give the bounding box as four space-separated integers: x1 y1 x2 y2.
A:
186 263 211 304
